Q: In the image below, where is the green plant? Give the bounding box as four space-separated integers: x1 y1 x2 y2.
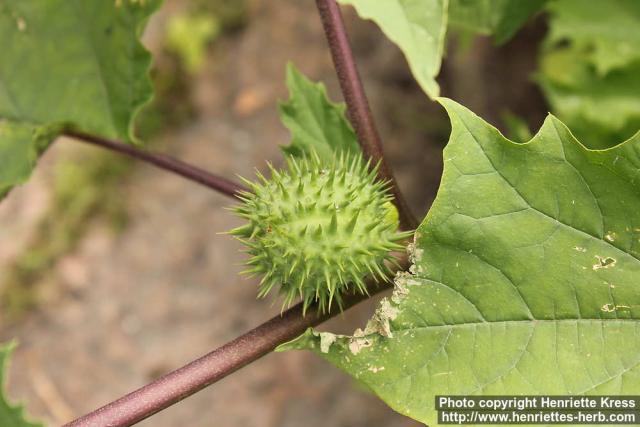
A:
0 1 639 426
231 152 408 313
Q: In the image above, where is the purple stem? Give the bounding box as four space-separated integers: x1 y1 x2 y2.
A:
62 279 396 427
315 0 418 230
64 131 248 199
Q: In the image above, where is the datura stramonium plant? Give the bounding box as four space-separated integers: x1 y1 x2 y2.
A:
230 152 411 313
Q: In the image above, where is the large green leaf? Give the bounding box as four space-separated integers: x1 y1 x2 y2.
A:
449 0 545 44
338 0 448 99
279 63 360 161
0 0 160 198
0 343 42 427
281 99 640 425
546 0 640 76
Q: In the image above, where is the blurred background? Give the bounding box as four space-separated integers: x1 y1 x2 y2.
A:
0 0 549 425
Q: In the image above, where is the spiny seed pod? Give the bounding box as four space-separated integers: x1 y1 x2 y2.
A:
230 152 410 314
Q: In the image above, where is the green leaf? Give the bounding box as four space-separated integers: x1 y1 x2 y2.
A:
449 0 546 44
281 99 640 425
0 122 58 198
279 63 360 161
0 343 42 427
338 0 448 99
0 0 161 199
0 0 160 141
546 0 640 76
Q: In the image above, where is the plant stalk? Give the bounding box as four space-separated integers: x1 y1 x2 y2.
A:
64 131 248 199
61 269 403 427
315 0 418 230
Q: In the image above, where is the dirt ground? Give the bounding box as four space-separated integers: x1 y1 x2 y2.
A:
0 1 449 426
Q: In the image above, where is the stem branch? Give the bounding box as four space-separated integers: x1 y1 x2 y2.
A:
315 0 418 230
64 131 248 199
62 261 405 427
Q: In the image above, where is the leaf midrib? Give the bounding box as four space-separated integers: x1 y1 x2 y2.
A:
390 317 640 333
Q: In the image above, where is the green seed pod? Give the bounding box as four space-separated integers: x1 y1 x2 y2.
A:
230 152 410 314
